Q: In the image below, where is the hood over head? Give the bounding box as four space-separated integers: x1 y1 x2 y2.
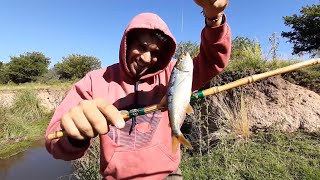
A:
119 12 176 80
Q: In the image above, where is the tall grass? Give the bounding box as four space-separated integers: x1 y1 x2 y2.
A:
185 91 252 154
12 89 46 122
231 94 251 140
0 89 50 159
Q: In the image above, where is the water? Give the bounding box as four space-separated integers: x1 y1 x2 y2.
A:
0 140 73 180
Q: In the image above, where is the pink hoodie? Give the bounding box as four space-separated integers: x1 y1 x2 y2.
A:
45 12 231 179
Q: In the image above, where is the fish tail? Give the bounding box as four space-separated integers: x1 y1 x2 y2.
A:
172 134 193 153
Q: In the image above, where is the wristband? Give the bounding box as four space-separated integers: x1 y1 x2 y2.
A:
201 10 222 23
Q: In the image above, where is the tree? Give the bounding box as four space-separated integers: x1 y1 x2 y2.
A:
231 36 262 60
174 41 200 59
0 61 9 84
55 54 101 79
281 4 320 56
7 52 50 83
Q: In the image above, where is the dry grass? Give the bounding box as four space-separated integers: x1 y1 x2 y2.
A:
0 82 72 91
209 92 251 140
231 95 251 140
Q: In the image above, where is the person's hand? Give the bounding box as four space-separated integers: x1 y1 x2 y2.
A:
193 0 229 20
60 98 125 140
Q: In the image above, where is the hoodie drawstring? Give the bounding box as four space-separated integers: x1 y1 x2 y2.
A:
129 80 140 135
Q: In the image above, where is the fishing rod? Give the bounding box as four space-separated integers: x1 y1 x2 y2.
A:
48 58 320 140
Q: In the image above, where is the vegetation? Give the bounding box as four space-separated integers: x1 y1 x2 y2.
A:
282 4 320 56
231 36 262 61
0 52 101 84
6 52 50 83
180 131 320 180
174 41 200 59
55 54 101 79
71 138 101 180
0 81 73 91
0 89 52 159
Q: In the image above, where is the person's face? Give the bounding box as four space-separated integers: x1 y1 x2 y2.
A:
127 31 163 77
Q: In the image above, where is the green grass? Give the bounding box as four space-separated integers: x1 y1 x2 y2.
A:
0 115 50 159
180 131 320 180
0 89 53 159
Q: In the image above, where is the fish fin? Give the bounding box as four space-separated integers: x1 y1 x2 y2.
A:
177 134 193 149
185 104 194 115
172 134 193 153
172 135 180 154
158 95 167 111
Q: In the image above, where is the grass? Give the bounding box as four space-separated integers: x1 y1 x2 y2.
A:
231 94 251 140
71 138 101 180
180 131 320 180
0 89 52 159
0 117 49 159
68 130 320 180
0 81 73 91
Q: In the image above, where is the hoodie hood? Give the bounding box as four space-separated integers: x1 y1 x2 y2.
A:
119 12 176 80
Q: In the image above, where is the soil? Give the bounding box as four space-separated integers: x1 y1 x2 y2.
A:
0 89 67 112
243 76 320 133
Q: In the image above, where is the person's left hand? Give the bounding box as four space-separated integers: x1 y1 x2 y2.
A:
193 0 229 18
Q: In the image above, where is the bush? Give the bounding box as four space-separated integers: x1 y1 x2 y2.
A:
55 54 101 80
6 52 50 83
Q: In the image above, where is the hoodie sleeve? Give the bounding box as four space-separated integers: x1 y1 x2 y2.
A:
192 14 231 91
45 73 93 161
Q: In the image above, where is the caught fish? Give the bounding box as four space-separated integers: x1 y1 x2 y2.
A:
167 52 194 153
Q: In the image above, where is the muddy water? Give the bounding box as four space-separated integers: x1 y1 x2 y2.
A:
0 140 73 180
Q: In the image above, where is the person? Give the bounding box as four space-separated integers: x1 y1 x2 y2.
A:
45 0 231 179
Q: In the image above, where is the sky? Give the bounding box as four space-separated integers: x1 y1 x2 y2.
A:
0 0 318 68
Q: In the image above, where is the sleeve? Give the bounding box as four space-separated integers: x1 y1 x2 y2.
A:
45 73 93 161
192 14 231 91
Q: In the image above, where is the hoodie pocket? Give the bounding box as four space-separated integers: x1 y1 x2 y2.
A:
104 143 180 179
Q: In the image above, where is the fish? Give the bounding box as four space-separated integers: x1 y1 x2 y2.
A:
166 52 194 153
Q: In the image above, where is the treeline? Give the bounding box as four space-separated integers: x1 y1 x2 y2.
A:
0 35 262 85
0 53 101 84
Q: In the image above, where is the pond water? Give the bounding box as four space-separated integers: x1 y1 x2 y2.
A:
0 140 73 180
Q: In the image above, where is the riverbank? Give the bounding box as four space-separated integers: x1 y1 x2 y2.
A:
0 88 55 159
0 114 50 159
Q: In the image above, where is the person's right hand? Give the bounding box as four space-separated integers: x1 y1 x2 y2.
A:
60 98 125 140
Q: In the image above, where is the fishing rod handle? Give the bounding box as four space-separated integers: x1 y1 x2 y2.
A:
47 110 130 140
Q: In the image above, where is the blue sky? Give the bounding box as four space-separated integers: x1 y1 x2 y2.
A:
0 0 318 67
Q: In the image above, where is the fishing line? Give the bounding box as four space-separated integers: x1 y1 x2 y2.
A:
181 0 184 33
